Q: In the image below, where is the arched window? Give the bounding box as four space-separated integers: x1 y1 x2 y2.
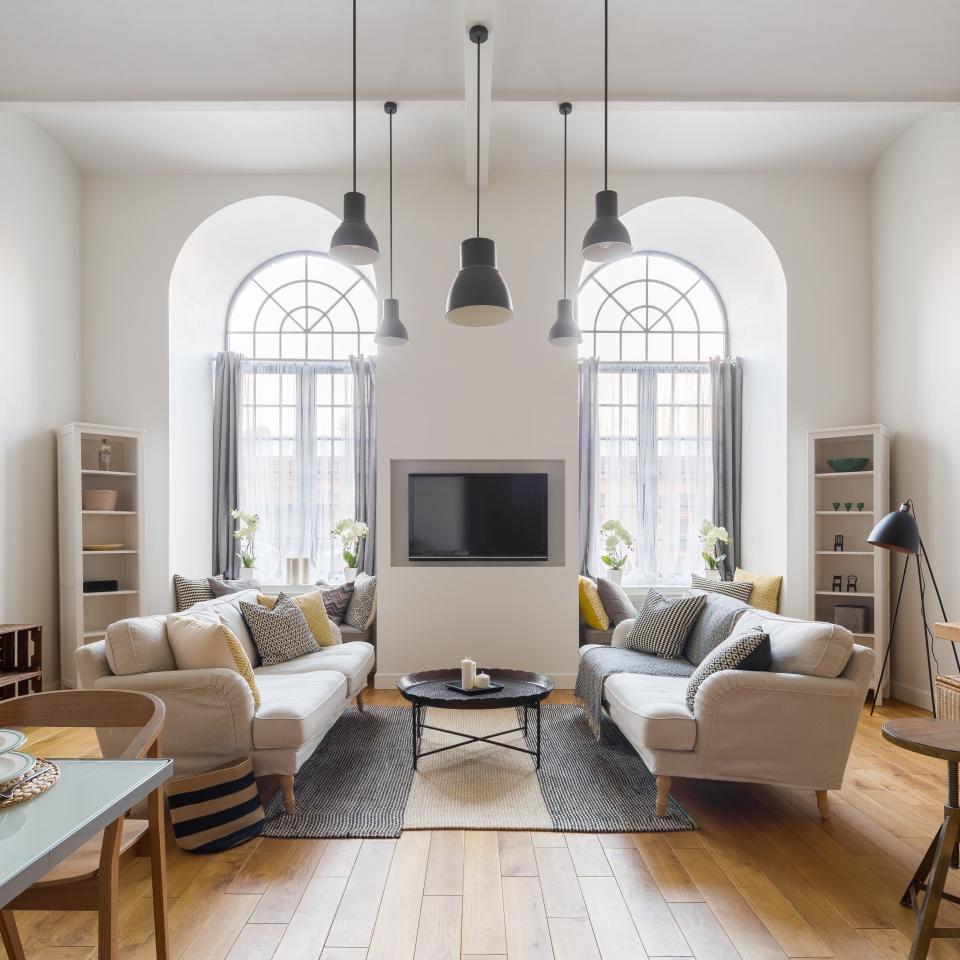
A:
579 252 728 585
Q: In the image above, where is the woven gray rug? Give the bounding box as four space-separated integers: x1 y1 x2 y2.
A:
263 704 696 838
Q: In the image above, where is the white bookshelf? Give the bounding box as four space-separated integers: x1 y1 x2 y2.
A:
807 425 890 705
57 423 145 688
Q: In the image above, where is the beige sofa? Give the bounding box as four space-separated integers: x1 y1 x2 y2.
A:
75 589 375 813
581 607 874 819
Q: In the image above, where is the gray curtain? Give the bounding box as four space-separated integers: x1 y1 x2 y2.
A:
711 356 744 579
635 367 658 579
351 356 377 575
213 351 243 578
578 357 599 576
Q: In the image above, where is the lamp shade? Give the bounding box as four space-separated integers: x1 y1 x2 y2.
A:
582 189 632 262
375 297 408 345
547 298 581 346
329 192 380 265
868 503 920 554
445 237 513 326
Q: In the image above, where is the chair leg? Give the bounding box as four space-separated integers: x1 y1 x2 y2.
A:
655 776 672 817
98 816 124 960
281 774 295 815
147 778 170 960
816 790 831 820
0 910 25 960
356 689 366 713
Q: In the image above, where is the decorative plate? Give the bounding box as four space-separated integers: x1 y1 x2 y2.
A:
0 729 27 755
0 752 35 786
83 543 125 551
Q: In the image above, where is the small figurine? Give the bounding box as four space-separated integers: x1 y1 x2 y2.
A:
98 438 112 471
834 534 844 552
846 575 858 593
832 574 843 592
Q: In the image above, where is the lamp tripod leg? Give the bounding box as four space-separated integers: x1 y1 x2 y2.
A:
870 556 910 716
918 555 938 718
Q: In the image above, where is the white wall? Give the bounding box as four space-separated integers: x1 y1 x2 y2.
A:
0 115 81 685
871 112 960 707
81 168 873 684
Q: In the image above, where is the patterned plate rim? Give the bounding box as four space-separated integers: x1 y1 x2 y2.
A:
0 751 36 787
0 729 27 755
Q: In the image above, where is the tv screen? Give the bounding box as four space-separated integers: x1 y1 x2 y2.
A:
409 473 548 561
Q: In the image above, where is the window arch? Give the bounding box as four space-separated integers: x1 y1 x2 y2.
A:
578 251 727 361
227 250 377 360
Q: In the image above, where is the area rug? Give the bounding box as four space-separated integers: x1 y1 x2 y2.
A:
262 704 695 838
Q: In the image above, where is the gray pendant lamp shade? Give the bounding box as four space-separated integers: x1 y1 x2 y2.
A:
445 25 514 327
375 101 408 345
549 103 582 346
582 0 632 263
330 0 380 266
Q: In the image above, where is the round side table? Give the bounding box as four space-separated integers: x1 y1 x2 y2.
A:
882 718 960 959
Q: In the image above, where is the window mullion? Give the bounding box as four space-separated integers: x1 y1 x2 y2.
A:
295 369 318 566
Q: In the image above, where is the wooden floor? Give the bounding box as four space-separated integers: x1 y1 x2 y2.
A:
6 693 960 960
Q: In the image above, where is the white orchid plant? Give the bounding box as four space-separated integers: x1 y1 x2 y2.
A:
699 519 731 572
231 508 260 569
600 519 634 571
331 518 369 569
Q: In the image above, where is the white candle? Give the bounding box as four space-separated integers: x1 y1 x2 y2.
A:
461 658 476 689
474 672 491 689
285 558 296 584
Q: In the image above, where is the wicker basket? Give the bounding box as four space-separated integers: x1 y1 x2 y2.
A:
935 676 960 721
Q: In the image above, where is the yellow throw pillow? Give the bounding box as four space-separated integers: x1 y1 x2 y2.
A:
578 576 610 631
734 568 782 614
256 590 338 647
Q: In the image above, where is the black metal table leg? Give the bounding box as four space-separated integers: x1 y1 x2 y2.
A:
412 703 419 770
536 701 541 770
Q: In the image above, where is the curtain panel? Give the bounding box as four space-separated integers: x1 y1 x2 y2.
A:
578 357 600 577
351 356 377 575
711 356 744 578
212 351 242 578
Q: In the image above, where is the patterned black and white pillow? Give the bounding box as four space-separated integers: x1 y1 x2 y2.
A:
690 574 753 603
624 590 707 659
344 574 377 630
240 593 320 667
173 574 216 612
314 582 354 624
685 627 771 712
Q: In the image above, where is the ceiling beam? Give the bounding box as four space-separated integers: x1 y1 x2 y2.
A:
463 4 495 188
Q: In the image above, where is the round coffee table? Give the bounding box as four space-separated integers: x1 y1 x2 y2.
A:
396 669 555 770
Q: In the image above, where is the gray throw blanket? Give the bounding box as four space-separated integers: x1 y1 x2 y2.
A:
575 645 694 737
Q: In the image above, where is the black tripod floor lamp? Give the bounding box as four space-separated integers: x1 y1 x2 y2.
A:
868 500 960 717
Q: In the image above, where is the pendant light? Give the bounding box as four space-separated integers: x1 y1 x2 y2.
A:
581 0 631 262
548 102 582 347
445 24 514 327
375 101 409 345
329 0 380 266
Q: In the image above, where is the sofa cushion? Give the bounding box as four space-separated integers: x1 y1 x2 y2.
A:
173 574 215 612
685 627 771 711
737 610 853 678
578 577 610 631
257 590 339 648
105 614 175 676
318 583 354 624
604 673 696 751
241 594 320 667
208 576 261 597
191 590 261 666
625 590 706 658
734 568 782 613
344 573 377 630
253 672 347 750
690 574 753 604
684 592 751 666
596 578 637 625
254 640 375 698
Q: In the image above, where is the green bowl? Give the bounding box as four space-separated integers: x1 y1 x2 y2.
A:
827 457 869 473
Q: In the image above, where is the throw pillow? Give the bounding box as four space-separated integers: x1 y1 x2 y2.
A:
734 568 782 613
578 577 610 631
166 608 261 707
208 576 262 597
240 593 320 667
685 627 772 712
624 590 706 659
596 578 637 625
344 573 377 630
683 592 750 666
173 574 215 612
256 590 339 647
314 582 354 624
690 574 754 604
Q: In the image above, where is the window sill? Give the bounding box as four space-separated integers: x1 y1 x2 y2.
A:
621 584 692 602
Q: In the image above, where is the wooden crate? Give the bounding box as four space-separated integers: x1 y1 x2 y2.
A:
0 624 43 701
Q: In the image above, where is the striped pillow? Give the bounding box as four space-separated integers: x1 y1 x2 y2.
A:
173 574 215 612
690 574 753 604
625 590 707 659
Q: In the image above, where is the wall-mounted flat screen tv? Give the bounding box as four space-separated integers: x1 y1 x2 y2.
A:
408 473 548 561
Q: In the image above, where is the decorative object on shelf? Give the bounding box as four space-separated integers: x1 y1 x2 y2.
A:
97 438 112 471
82 489 120 511
844 501 853 511
827 457 870 472
83 543 125 552
460 657 477 690
834 534 844 552
83 580 119 593
581 0 631 263
331 518 368 581
699 519 730 580
857 502 865 511
329 0 379 266
832 574 843 592
832 501 841 511
846 575 858 592
600 518 633 585
834 604 869 633
231 508 259 577
446 25 513 326
375 100 409 345
868 500 960 717
548 102 581 346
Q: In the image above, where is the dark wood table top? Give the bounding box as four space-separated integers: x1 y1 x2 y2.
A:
396 668 555 710
882 718 960 761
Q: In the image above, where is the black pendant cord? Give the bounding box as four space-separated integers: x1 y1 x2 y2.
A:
563 108 568 299
603 0 608 191
388 107 394 298
352 0 357 193
476 33 481 238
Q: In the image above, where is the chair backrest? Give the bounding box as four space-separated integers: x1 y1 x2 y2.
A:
0 690 165 759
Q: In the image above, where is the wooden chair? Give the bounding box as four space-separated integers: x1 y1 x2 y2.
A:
0 690 168 960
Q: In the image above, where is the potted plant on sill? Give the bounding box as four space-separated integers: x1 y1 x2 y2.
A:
231 508 260 580
331 518 368 582
600 519 634 585
699 519 730 581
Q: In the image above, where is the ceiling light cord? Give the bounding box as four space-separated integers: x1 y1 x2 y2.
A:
389 107 394 298
352 0 357 193
603 0 608 191
563 107 568 300
476 33 481 238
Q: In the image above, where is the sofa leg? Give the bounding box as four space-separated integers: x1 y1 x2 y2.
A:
815 789 831 820
356 689 365 713
655 776 672 817
281 775 295 815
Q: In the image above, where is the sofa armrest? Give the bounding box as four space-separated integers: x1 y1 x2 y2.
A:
93 667 256 777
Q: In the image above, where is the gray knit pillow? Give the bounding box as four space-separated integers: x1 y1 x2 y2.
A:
685 628 771 712
240 593 320 667
624 590 707 659
344 573 377 630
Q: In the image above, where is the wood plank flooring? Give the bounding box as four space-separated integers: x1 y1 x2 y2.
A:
5 693 959 960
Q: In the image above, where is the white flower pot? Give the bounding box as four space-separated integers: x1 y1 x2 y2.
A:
239 566 255 581
344 567 358 583
608 569 623 585
702 568 722 581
